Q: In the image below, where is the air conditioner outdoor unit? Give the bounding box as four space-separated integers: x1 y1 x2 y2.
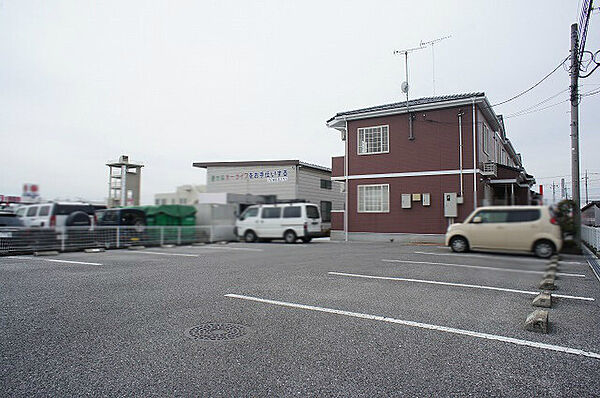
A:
481 162 497 176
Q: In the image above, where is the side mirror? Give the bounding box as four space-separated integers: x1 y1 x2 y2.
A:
472 216 482 224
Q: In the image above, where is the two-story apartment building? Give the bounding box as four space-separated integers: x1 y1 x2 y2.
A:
326 92 535 240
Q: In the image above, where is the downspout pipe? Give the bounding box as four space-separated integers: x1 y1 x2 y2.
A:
472 99 477 209
458 110 464 197
344 118 349 242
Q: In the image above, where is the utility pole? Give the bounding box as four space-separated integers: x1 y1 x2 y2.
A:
570 23 582 249
561 178 566 199
552 181 557 204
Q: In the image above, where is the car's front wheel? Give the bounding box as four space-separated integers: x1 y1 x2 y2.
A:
450 236 469 253
533 240 555 258
244 230 257 243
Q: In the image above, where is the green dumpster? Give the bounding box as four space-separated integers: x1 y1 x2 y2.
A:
130 205 197 244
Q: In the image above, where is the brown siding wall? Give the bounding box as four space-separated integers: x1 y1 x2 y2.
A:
331 156 344 178
348 174 478 234
347 105 477 175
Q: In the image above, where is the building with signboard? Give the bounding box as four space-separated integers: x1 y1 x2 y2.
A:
192 160 344 223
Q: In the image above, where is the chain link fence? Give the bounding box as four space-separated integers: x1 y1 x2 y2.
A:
0 225 236 255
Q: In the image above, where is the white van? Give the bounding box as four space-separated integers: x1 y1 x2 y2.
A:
235 202 323 243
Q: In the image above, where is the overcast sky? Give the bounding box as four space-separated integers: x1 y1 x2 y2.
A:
1 1 598 204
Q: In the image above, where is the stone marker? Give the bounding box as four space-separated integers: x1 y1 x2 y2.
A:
84 248 105 253
33 250 59 256
539 278 557 290
532 292 552 308
551 254 560 261
547 262 558 271
525 309 549 333
128 245 146 250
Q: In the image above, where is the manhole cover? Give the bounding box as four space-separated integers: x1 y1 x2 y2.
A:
186 323 247 341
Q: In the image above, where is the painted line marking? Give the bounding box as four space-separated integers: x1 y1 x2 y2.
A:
136 251 199 257
4 256 102 266
199 246 263 252
328 271 595 302
413 251 585 265
381 259 586 278
225 293 600 360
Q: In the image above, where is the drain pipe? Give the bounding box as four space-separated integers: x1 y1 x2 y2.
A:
458 110 464 197
344 118 349 242
472 99 477 209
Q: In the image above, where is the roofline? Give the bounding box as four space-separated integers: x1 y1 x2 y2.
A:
326 95 487 128
192 160 331 173
581 201 600 211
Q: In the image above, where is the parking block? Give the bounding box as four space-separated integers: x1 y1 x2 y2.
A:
532 292 552 308
128 245 146 250
524 309 549 333
538 278 557 290
84 248 105 253
544 270 557 280
33 251 59 256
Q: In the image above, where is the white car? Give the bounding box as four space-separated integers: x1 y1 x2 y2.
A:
16 202 98 230
236 202 323 243
445 205 562 258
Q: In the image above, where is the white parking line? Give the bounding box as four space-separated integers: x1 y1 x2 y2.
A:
5 256 102 266
381 259 586 278
328 271 595 302
412 251 585 265
136 251 199 257
225 293 600 360
199 246 264 252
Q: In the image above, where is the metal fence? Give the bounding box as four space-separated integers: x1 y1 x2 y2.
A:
582 225 600 252
0 225 237 255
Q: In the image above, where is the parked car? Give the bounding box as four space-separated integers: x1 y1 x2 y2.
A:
445 206 562 258
0 211 29 254
95 208 146 247
17 202 96 229
235 202 323 243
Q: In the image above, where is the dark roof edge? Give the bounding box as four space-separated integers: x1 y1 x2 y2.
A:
192 160 331 173
581 201 600 211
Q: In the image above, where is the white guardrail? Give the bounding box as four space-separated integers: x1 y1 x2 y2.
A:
0 225 237 255
582 225 600 252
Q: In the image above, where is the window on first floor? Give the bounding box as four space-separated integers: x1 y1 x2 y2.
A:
358 125 389 155
155 199 160 205
320 201 332 222
358 184 389 213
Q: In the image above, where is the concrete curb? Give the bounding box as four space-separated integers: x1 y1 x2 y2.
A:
192 242 206 246
525 309 549 333
161 244 175 248
532 292 552 308
128 245 146 250
33 251 59 256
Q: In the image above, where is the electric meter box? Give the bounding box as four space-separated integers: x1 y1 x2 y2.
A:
444 192 458 218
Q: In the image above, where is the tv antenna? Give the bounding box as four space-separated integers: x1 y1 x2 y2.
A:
420 35 451 95
393 45 425 104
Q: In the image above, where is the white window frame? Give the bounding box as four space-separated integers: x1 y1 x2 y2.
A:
357 125 389 155
482 124 490 155
357 184 390 213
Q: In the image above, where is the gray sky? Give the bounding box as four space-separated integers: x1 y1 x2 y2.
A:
1 0 598 204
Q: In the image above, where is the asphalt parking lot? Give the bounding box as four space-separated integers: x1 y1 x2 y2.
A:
1 240 599 397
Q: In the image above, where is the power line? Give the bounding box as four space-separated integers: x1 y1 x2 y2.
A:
490 57 569 107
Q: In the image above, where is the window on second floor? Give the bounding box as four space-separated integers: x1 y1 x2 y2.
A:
320 179 332 190
358 125 389 155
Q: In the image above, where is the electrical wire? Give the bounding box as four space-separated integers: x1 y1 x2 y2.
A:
490 57 570 107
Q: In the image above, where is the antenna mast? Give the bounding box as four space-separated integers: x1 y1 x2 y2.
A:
393 45 425 103
420 35 451 95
